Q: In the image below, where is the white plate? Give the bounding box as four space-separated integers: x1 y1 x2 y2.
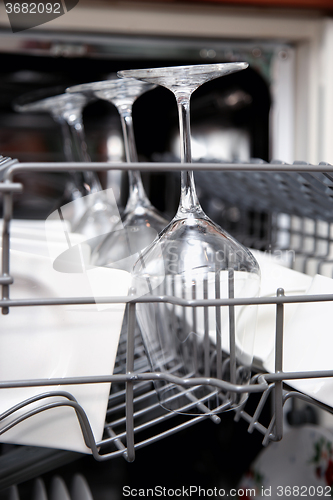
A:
1 219 72 239
163 249 312 366
3 220 85 259
4 219 67 230
239 425 333 498
8 236 86 259
0 247 131 453
264 274 333 408
251 249 312 365
163 268 260 366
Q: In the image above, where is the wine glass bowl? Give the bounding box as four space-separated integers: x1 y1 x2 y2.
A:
132 206 260 414
119 63 260 416
13 92 90 164
14 92 88 121
118 63 248 97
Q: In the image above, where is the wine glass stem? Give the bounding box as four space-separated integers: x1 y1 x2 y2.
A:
178 97 192 164
70 117 102 194
71 119 91 163
57 113 101 195
58 117 85 191
119 109 151 212
176 96 202 216
59 117 75 162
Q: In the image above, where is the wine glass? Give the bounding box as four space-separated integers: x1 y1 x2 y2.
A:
66 78 169 270
118 63 261 416
14 91 90 230
14 91 82 206
14 91 119 238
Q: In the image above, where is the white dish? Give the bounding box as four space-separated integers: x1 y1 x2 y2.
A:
239 425 333 498
0 247 131 454
264 274 333 408
1 218 72 239
8 236 86 259
4 219 68 230
10 222 70 240
251 249 312 365
0 217 86 262
163 249 312 366
163 269 259 366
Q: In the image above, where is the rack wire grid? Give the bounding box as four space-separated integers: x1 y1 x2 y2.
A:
1 157 333 483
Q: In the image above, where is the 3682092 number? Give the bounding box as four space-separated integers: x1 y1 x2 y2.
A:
5 3 61 14
276 485 332 496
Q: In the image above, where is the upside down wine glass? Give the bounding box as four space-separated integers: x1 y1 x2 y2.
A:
118 63 261 415
67 78 168 270
14 91 119 238
66 78 170 381
50 92 121 241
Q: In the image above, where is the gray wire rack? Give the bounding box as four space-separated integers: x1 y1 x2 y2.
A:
1 157 333 483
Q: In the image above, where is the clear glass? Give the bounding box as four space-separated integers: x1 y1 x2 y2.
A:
14 91 119 238
67 78 169 271
118 63 261 416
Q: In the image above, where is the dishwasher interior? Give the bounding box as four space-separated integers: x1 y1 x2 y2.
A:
1 30 333 500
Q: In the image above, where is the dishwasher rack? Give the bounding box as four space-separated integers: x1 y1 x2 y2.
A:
2 157 333 484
